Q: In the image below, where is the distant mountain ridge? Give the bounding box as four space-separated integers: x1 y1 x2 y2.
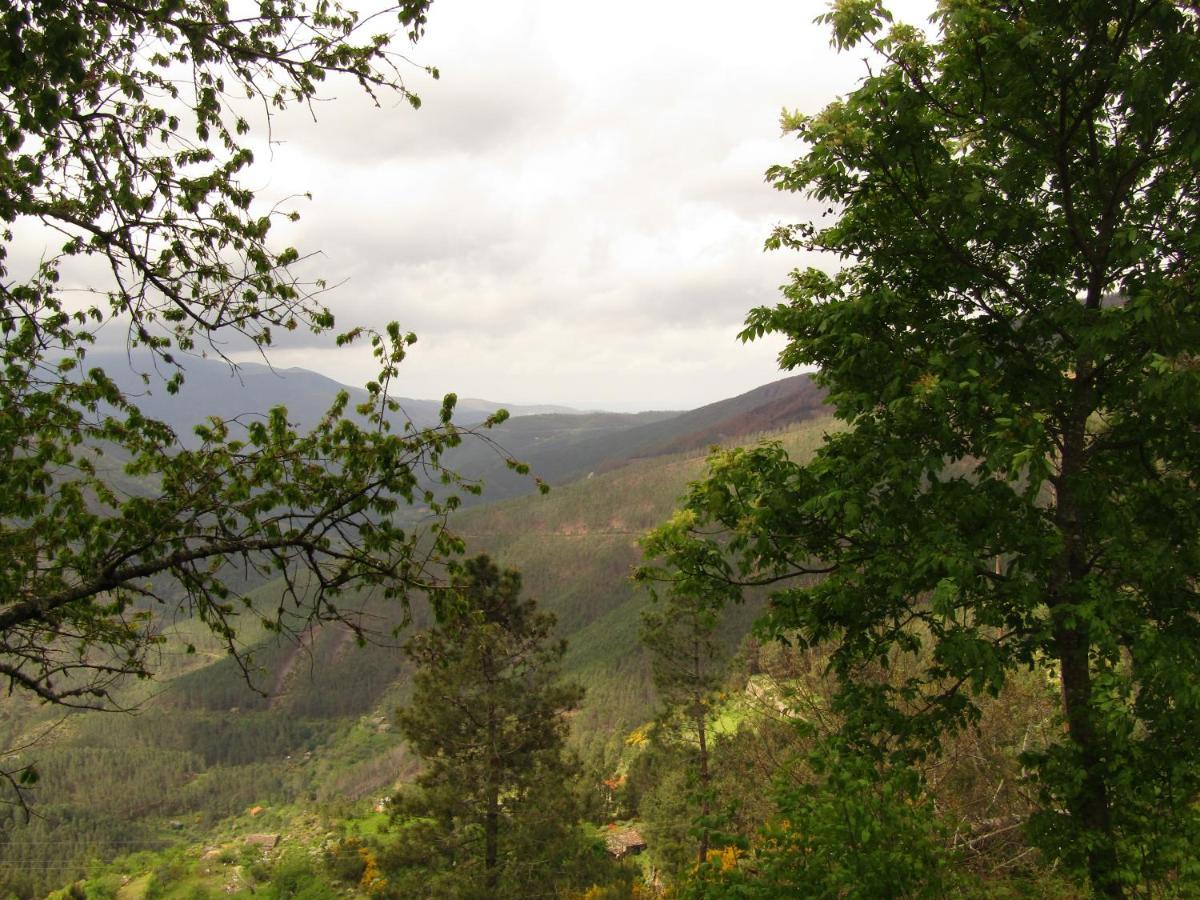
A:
434 373 828 504
455 397 581 417
86 351 829 505
86 352 587 445
594 373 827 470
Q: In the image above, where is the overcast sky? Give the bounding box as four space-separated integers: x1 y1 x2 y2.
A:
174 1 938 410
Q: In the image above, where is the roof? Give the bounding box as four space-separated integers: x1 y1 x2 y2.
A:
604 826 647 858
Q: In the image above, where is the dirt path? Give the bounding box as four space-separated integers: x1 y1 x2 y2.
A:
267 623 358 708
268 627 317 708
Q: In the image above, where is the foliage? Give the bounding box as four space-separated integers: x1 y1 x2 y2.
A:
4 422 833 896
265 851 339 900
390 555 589 898
0 705 325 896
622 742 707 883
0 0 519 811
638 558 735 868
687 739 952 900
458 421 831 767
630 633 1058 897
323 835 370 885
644 1 1200 895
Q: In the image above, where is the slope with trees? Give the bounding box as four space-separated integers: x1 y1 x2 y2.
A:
0 403 835 894
457 416 835 766
639 565 733 871
433 373 828 508
644 1 1200 895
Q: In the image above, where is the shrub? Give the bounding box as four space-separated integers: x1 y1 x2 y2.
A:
687 740 957 899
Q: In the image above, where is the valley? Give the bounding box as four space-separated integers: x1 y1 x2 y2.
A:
5 2 1194 895
0 369 834 897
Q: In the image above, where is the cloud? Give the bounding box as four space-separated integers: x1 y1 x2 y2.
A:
14 0 939 410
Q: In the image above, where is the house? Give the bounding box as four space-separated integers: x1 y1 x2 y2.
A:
604 826 647 859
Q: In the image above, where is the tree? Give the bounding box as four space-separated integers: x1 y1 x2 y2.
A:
0 0 510 808
393 555 587 899
644 1 1200 895
638 552 733 869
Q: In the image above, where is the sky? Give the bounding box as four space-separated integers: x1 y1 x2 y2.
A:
103 0 937 411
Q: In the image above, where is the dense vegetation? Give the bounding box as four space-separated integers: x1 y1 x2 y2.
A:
4 0 1199 897
0 415 830 896
0 412 1091 898
644 0 1200 896
391 556 597 898
0 0 493 804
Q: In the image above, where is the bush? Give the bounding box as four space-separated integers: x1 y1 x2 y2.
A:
686 740 957 899
324 836 368 884
83 875 122 900
245 859 273 884
270 852 337 899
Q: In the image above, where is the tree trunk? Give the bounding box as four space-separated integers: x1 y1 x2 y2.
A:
485 696 499 893
485 788 499 892
1053 406 1123 899
696 710 710 866
1053 618 1121 898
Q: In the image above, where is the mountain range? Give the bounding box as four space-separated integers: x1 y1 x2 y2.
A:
88 351 826 504
1 360 834 895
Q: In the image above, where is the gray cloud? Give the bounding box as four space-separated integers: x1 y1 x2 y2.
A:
18 0 938 410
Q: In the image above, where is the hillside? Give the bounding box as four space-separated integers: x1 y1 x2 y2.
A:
437 373 828 505
0 412 835 896
595 372 828 468
88 353 828 508
447 413 837 763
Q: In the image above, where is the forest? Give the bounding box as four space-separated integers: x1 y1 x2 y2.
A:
2 0 1199 898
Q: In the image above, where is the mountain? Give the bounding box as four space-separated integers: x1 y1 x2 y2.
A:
437 373 828 505
454 397 580 417
87 351 829 509
1 370 832 895
594 372 827 467
85 352 577 445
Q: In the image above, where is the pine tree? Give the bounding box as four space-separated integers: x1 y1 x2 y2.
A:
393 556 586 898
639 575 730 869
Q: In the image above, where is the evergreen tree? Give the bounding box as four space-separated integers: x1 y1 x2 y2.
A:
639 572 731 869
392 556 587 899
